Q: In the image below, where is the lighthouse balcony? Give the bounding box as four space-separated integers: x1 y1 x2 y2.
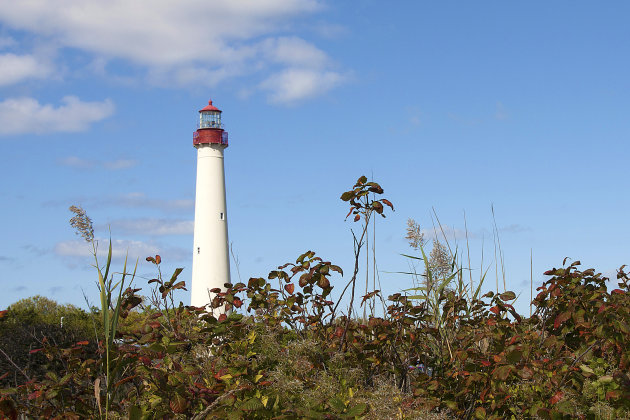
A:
193 129 229 146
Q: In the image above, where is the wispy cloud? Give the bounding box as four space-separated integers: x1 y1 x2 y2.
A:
48 286 64 295
0 96 115 136
112 193 194 212
407 106 422 126
499 224 531 234
22 244 48 256
42 192 193 213
54 238 189 262
58 156 137 170
58 156 94 169
0 36 16 49
106 218 194 236
420 226 470 242
310 22 348 39
0 0 345 103
495 101 509 120
103 159 137 170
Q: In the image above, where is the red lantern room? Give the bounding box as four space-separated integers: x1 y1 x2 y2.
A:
193 100 229 147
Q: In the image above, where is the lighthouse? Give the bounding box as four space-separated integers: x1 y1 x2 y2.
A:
190 99 231 309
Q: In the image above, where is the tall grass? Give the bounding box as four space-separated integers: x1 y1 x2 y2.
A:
69 206 137 419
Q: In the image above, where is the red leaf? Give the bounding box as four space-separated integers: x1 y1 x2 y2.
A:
76 340 89 346
353 214 361 222
381 198 394 210
218 314 227 322
0 310 7 318
489 306 500 315
318 277 330 289
232 299 243 308
611 289 625 294
155 255 161 264
29 348 43 354
598 305 606 314
114 375 137 388
169 394 189 414
285 284 295 295
553 311 571 329
28 390 42 400
606 390 621 400
213 368 228 381
480 360 491 367
550 391 564 405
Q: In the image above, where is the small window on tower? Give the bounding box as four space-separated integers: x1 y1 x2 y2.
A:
220 212 224 220
197 247 200 254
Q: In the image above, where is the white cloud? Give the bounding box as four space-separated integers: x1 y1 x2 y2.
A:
0 0 320 65
262 36 329 68
0 53 52 86
0 96 115 135
260 68 344 104
0 0 345 103
108 218 194 236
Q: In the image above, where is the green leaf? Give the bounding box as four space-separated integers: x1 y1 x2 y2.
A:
344 403 367 417
499 291 516 301
329 397 346 412
129 405 142 420
579 364 595 376
474 407 487 419
340 191 354 201
239 397 263 411
506 349 523 364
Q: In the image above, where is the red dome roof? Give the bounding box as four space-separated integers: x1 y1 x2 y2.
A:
199 99 221 113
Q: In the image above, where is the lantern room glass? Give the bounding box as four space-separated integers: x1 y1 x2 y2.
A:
199 111 222 129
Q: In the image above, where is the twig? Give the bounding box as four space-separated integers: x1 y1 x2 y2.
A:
0 346 30 381
191 388 241 420
339 213 370 352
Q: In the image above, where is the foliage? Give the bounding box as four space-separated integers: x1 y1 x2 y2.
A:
0 296 96 388
1 177 629 419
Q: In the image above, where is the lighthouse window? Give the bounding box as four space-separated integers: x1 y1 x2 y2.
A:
200 112 221 129
220 212 224 220
197 247 200 254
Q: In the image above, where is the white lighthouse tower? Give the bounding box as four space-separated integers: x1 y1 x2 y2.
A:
190 99 231 308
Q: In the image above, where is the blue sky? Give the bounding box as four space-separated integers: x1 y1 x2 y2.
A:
1 1 629 314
